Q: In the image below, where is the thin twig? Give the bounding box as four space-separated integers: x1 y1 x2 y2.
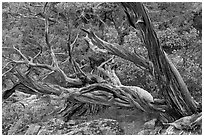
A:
70 33 79 52
41 70 55 81
13 46 29 62
2 64 17 77
3 55 26 64
98 56 115 68
33 46 42 61
2 61 14 70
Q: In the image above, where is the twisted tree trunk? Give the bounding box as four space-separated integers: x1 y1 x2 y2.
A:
81 2 199 122
121 2 198 121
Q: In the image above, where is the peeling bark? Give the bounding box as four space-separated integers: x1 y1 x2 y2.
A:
121 2 198 121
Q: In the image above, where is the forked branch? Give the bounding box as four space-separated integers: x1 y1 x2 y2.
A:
81 28 154 74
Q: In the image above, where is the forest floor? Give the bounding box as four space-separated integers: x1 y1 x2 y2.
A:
2 91 201 135
2 91 154 135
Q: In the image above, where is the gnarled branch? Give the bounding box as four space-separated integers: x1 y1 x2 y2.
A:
81 28 154 75
121 2 198 121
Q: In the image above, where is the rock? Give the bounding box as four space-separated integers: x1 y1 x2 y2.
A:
25 124 41 135
138 129 151 135
143 118 157 129
66 118 124 135
67 120 77 126
36 118 124 135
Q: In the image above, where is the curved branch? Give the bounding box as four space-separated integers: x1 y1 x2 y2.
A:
121 2 198 120
81 28 154 74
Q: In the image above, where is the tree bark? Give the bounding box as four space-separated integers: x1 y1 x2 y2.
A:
121 2 198 121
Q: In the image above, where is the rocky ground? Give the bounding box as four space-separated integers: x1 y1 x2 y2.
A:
2 92 202 135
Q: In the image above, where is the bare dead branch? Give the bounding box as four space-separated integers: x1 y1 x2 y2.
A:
61 58 70 64
83 34 108 53
13 46 29 62
72 59 87 77
2 62 12 72
121 3 198 121
98 56 115 68
96 64 122 86
40 70 55 81
66 32 79 63
41 11 84 85
81 29 153 73
106 67 122 86
3 45 54 71
70 33 79 53
45 16 51 49
2 65 17 77
2 55 27 64
54 53 68 56
33 46 42 61
64 83 165 115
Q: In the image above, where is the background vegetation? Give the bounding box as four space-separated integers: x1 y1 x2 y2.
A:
2 2 202 135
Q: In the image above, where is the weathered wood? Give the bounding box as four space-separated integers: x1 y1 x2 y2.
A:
81 28 154 74
121 2 198 121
